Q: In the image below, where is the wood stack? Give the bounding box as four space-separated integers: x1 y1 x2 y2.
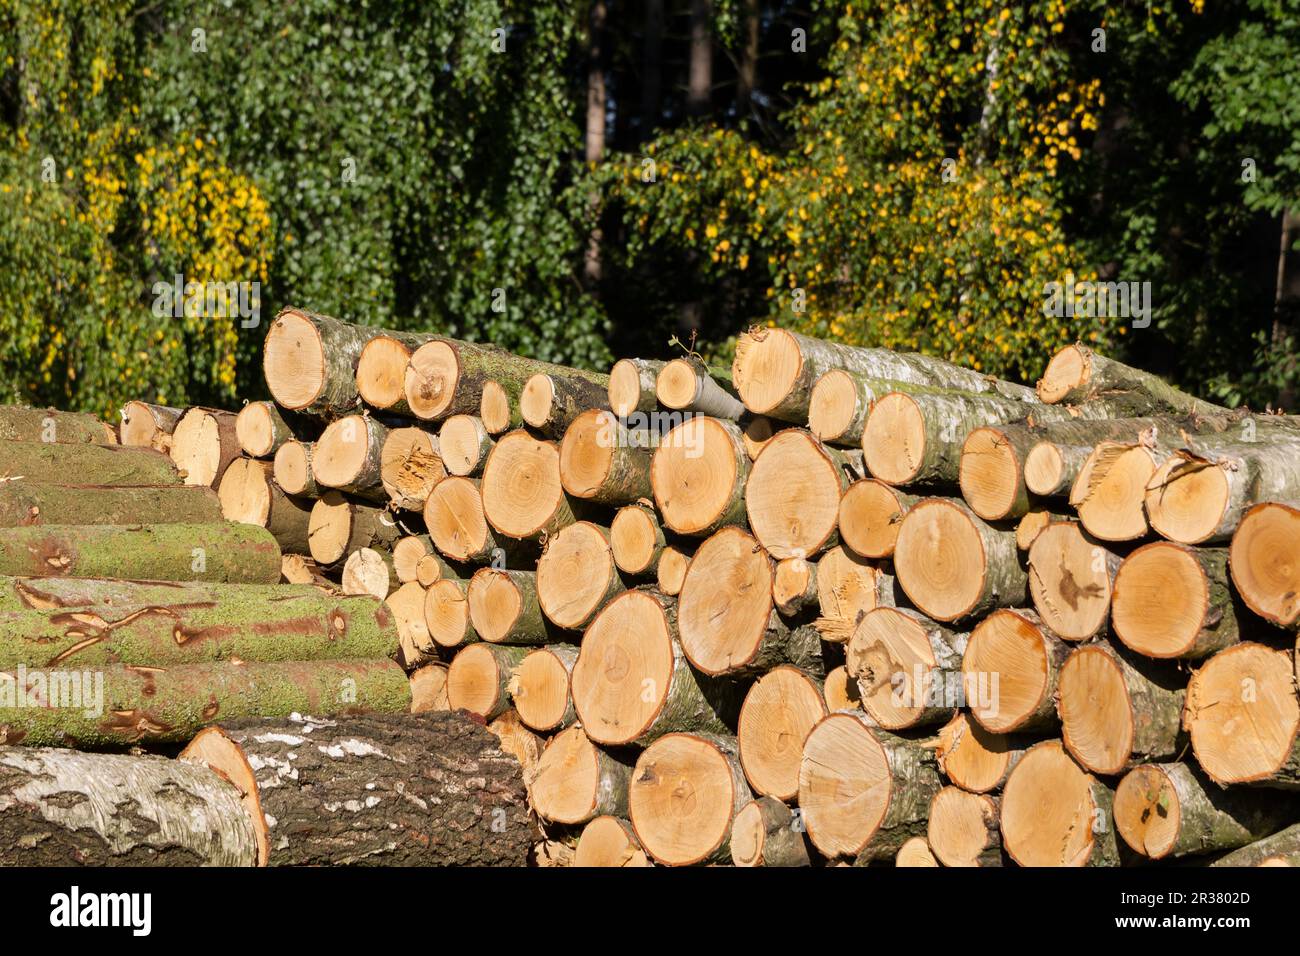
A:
8 310 1300 869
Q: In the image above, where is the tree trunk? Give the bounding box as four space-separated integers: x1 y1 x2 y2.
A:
0 658 411 747
735 0 759 117
0 521 280 583
170 407 241 488
1 441 177 486
687 0 713 117
218 457 313 553
0 406 115 445
0 482 220 528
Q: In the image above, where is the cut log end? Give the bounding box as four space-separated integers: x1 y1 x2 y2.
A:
960 426 1024 521
273 440 314 497
1113 764 1182 860
537 521 618 630
1037 344 1089 404
629 733 745 866
935 712 1018 794
962 609 1054 734
446 643 516 719
849 606 956 731
356 335 413 410
424 578 474 649
409 663 450 713
218 457 275 527
178 727 271 866
738 665 827 801
575 816 651 867
439 415 491 477
1230 503 1300 630
1145 455 1231 545
1073 442 1155 541
482 430 567 540
467 568 527 644
1001 740 1113 867
512 646 575 733
894 499 989 622
1027 521 1112 641
263 310 327 411
808 369 861 443
651 416 744 536
655 358 702 410
611 504 663 575
928 786 1000 867
234 403 281 458
404 341 460 420
424 476 491 562
608 359 650 418
531 725 621 825
678 527 773 676
732 327 802 415
896 837 940 867
519 373 555 429
839 479 907 559
171 407 237 487
1058 646 1137 776
342 548 393 600
746 429 843 559
656 545 692 596
559 409 617 498
862 392 926 486
1112 542 1215 658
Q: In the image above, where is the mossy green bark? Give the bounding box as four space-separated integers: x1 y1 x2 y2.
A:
0 483 221 527
0 575 328 614
0 406 116 445
0 441 178 486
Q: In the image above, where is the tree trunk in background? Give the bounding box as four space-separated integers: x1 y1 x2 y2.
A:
584 0 607 288
688 0 713 117
642 0 664 140
737 0 759 119
1274 208 1298 410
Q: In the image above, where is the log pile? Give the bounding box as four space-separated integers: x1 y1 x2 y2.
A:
4 309 1300 868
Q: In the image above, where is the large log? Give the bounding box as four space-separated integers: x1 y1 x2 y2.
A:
1000 740 1120 867
0 590 396 668
1111 542 1241 658
655 357 745 420
1229 502 1300 631
1037 343 1227 417
0 658 411 747
218 458 313 553
0 746 260 866
746 429 862 559
798 713 940 863
536 521 624 631
0 482 220 527
0 522 280 583
0 576 333 614
211 711 537 865
559 409 654 506
651 416 750 537
481 430 581 543
1114 762 1296 861
737 665 826 801
0 441 177 486
530 724 633 826
847 606 967 731
628 732 752 866
0 406 115 445
170 407 241 488
263 308 401 417
934 712 1026 794
379 426 445 510
961 608 1066 734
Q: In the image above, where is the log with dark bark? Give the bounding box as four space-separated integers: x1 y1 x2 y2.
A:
0 522 280 583
0 482 220 528
212 711 538 865
1 441 178 486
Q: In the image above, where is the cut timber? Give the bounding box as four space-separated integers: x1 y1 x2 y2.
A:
409 663 450 713
537 521 623 630
814 545 897 642
312 414 391 501
570 589 741 745
280 554 330 586
0 406 115 445
215 712 536 865
656 545 692 596
894 498 1027 622
559 409 653 505
1058 642 1186 775
960 423 1043 521
307 491 400 567
392 535 435 584
218 457 312 553
651 416 750 536
509 644 578 732
732 327 1037 422
731 796 811 867
235 401 299 459
1016 509 1058 551
0 576 334 613
740 414 785 459
263 308 391 417
531 724 632 825
482 430 579 543
1038 343 1225 417
1026 521 1120 642
170 407 240 487
610 502 665 576
838 479 916 559
848 606 967 730
935 712 1024 794
439 415 493 477
468 569 549 644
823 665 862 712
808 369 878 446
0 590 397 668
962 608 1066 734
1230 502 1300 630
629 732 751 866
0 746 259 866
520 371 612 438
387 581 433 668
1112 542 1240 659
424 476 500 563
928 787 1002 867
656 357 745 420
737 665 827 800
424 578 476 649
1212 823 1300 867
0 522 280 583
798 712 940 861
0 658 411 747
864 387 1041 489
1071 440 1162 541
896 837 940 867
488 709 544 781
1000 740 1120 867
1185 642 1300 788
379 426 445 510
355 333 421 415
678 527 824 677
119 402 181 451
1115 762 1295 860
479 380 517 435
747 429 860 559
1024 440 1093 497
772 557 817 615
176 726 270 865
446 643 528 720
272 439 317 497
0 482 220 528
608 358 665 417
342 547 396 600
575 815 651 867
0 441 176 486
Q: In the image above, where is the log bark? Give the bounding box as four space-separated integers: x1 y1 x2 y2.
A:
218 457 313 553
655 357 745 420
731 796 811 867
1211 822 1300 867
520 371 613 439
0 522 281 583
214 712 537 865
0 747 259 866
1038 343 1227 417
0 575 332 614
0 406 115 445
0 482 220 527
170 407 241 487
119 402 181 452
1 441 177 486
0 658 411 747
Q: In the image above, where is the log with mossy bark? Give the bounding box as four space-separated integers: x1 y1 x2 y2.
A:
205 711 537 865
0 658 411 747
0 522 281 583
0 482 221 528
0 576 335 615
0 746 262 866
1 441 178 486
520 371 613 439
0 406 116 445
1037 343 1229 417
1211 822 1300 867
0 590 397 668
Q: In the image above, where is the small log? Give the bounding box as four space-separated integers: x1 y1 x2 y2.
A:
312 414 391 502
307 491 400 567
731 796 811 867
961 608 1068 733
387 581 433 668
263 308 402 417
895 837 940 867
808 368 880 446
520 371 612 438
235 401 302 459
409 663 450 712
928 787 1002 867
509 644 579 732
1024 439 1094 497
0 482 220 528
424 578 477 650
610 502 666 576
170 407 241 487
531 724 633 825
822 665 862 713
934 712 1025 794
342 547 397 600
559 409 654 505
272 439 318 497
959 422 1044 521
379 426 445 510
813 544 898 643
438 415 494 477
468 569 550 644
446 643 528 720
536 521 624 631
355 333 425 415
655 357 745 420
628 732 751 866
772 557 818 615
478 380 519 435
1112 542 1241 658
280 554 331 586
607 358 665 417
119 402 181 452
0 441 177 486
737 665 826 800
650 416 750 537
1229 501 1300 631
392 535 435 584
575 815 651 867
218 457 313 553
655 544 692 596
837 479 917 560
1000 740 1120 867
